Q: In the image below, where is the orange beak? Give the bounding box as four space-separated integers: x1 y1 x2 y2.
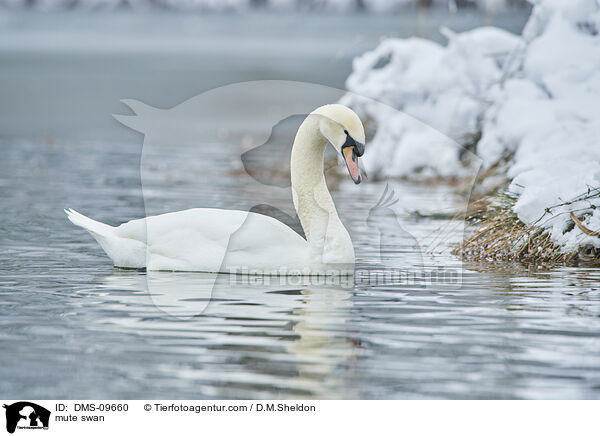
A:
343 146 361 184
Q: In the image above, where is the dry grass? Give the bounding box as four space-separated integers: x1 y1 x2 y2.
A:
453 192 579 264
446 156 600 265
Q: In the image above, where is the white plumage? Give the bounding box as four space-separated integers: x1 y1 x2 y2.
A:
66 104 365 274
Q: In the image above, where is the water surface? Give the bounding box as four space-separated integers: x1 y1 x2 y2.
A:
1 137 599 399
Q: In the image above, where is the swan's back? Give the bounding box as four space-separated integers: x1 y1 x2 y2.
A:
141 208 309 272
69 208 309 272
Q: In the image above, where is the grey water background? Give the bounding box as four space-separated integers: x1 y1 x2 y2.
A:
2 9 600 399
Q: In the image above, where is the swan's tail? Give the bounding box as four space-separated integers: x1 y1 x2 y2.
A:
65 208 114 237
65 209 146 268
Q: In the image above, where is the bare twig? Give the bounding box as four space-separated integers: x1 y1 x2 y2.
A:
570 212 600 236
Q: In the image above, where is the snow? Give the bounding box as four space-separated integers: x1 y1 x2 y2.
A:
343 26 521 178
344 0 600 253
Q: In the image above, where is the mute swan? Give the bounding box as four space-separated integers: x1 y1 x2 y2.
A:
65 104 365 274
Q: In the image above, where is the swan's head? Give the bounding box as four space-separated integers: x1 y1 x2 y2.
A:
313 104 366 184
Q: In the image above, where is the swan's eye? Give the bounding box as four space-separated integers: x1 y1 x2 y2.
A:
344 129 349 135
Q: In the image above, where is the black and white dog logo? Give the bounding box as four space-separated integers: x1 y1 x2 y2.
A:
3 402 50 434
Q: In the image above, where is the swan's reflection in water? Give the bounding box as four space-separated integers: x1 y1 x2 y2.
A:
99 271 358 398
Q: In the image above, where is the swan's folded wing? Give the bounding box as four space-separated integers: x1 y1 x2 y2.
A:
223 211 309 273
113 208 308 272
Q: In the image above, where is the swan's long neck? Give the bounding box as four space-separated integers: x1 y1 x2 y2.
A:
290 115 354 264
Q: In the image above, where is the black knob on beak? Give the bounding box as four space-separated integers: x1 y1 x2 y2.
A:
354 142 365 157
342 134 365 157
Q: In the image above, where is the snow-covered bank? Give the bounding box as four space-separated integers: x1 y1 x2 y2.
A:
344 0 600 260
342 25 522 178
